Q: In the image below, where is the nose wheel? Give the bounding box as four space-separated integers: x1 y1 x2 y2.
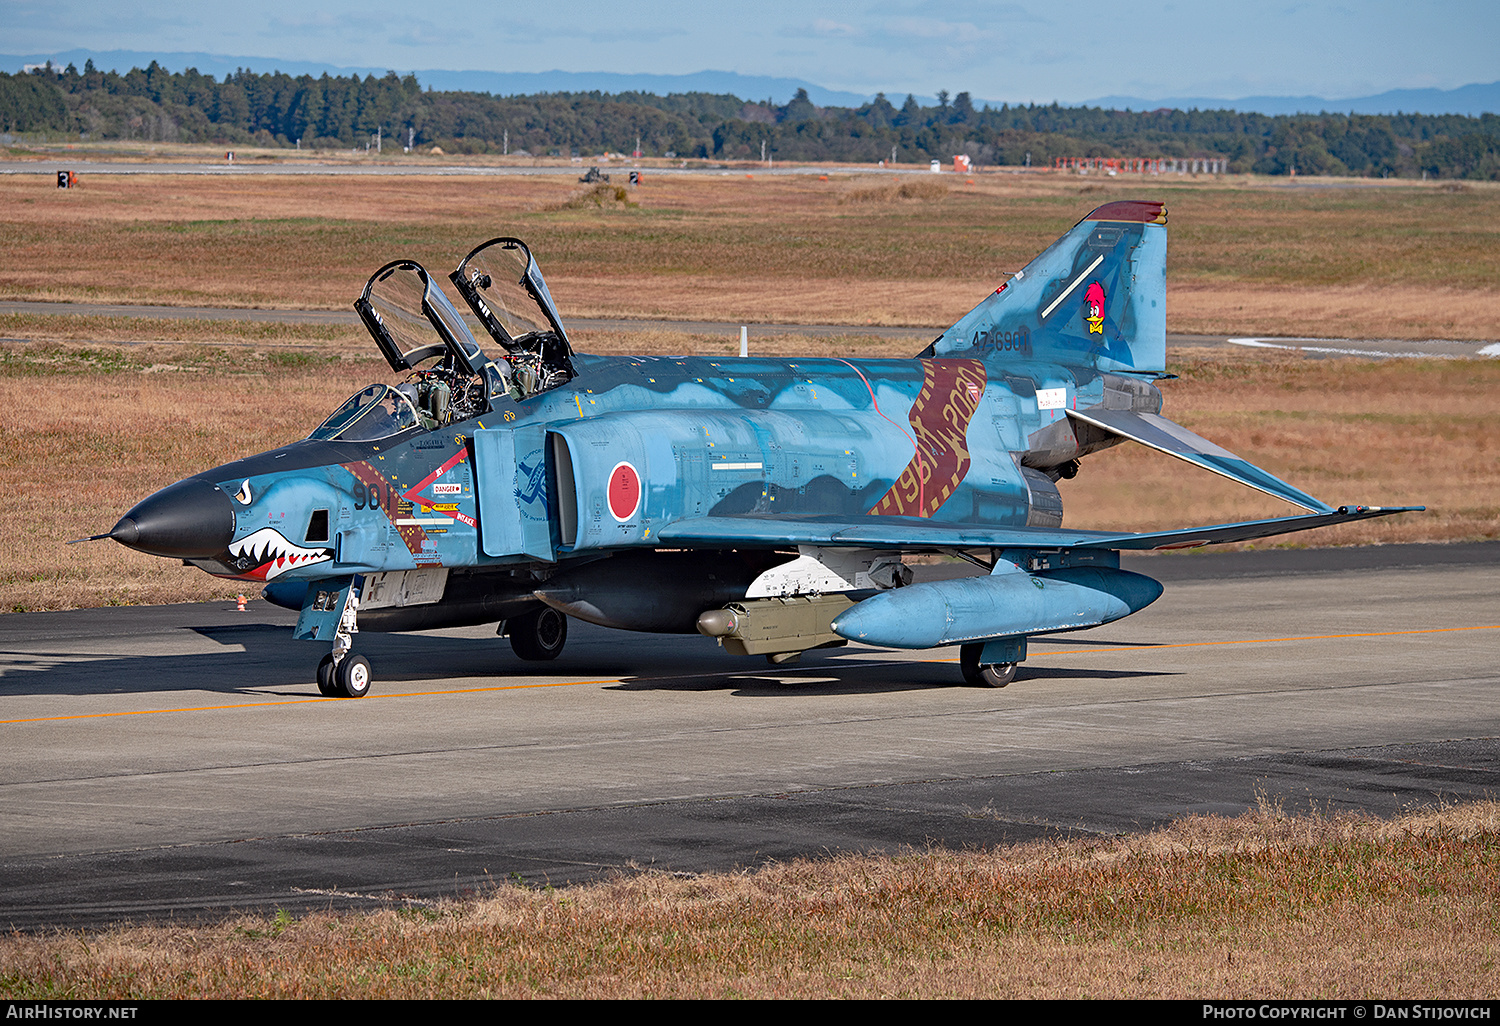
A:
318 653 373 697
301 576 375 698
316 654 339 696
336 654 372 697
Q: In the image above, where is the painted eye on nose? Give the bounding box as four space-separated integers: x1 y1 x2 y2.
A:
234 480 253 505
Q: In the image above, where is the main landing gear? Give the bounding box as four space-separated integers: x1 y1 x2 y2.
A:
318 654 374 696
505 606 568 661
960 643 1018 688
317 653 372 697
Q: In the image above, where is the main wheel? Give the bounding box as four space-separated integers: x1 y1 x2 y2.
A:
335 654 372 698
976 662 1017 688
508 607 567 661
960 643 1017 688
316 654 339 697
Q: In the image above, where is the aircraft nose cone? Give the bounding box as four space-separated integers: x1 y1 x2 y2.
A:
110 478 235 559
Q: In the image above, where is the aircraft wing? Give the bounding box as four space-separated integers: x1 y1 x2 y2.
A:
654 505 1423 552
1066 408 1335 513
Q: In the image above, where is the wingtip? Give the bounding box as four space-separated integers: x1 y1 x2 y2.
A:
1335 504 1426 516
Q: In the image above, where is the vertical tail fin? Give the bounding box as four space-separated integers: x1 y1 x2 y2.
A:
929 201 1168 374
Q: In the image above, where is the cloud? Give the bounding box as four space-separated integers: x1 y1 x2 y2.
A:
266 10 377 45
860 15 1010 67
868 1 1046 25
882 17 993 43
388 21 452 49
484 15 689 47
811 19 863 38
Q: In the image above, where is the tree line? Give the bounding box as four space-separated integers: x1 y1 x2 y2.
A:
2 62 1496 179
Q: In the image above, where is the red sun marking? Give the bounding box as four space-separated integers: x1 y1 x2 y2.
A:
608 462 642 521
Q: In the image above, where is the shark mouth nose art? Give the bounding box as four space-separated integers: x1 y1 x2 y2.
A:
229 527 334 580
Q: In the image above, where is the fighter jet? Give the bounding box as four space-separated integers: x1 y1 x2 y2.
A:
92 201 1421 696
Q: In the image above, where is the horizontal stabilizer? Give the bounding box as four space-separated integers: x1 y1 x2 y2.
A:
655 505 1422 553
1067 408 1335 513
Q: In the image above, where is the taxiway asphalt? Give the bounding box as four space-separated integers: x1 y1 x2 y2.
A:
0 542 1495 929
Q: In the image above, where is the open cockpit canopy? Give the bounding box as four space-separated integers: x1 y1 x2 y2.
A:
451 237 575 396
351 259 514 428
337 244 575 438
356 260 501 382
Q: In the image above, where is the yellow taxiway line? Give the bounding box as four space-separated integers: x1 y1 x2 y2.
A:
2 624 1495 726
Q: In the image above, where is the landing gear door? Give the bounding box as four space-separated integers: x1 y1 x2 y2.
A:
355 260 508 403
451 238 576 395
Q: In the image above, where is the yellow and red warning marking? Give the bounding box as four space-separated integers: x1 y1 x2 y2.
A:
401 449 477 528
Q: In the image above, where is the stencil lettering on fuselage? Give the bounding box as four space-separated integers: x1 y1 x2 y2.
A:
869 359 987 517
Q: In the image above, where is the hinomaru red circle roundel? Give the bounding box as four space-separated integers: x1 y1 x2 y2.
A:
607 461 642 522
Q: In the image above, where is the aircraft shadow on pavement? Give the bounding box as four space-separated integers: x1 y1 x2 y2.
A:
1016 665 1179 681
0 621 846 699
1029 637 1173 649
608 652 1176 696
609 659 956 697
0 619 1176 701
0 625 563 698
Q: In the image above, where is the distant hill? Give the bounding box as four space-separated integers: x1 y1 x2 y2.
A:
2 48 1496 116
1086 82 1500 118
4 53 1495 180
0 49 874 108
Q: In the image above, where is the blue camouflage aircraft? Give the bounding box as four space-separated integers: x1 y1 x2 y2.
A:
94 201 1421 696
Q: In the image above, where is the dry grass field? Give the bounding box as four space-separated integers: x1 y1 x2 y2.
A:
3 800 1495 999
2 168 1496 336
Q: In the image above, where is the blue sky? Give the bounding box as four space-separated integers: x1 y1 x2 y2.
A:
4 0 1496 104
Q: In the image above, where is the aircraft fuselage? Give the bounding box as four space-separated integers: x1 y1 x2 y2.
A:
130 353 1139 589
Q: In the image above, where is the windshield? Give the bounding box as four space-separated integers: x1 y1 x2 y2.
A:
308 384 421 442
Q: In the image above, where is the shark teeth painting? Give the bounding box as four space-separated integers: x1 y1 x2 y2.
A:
229 527 333 581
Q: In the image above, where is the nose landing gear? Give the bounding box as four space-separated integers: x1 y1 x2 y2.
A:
300 575 375 698
317 652 373 698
